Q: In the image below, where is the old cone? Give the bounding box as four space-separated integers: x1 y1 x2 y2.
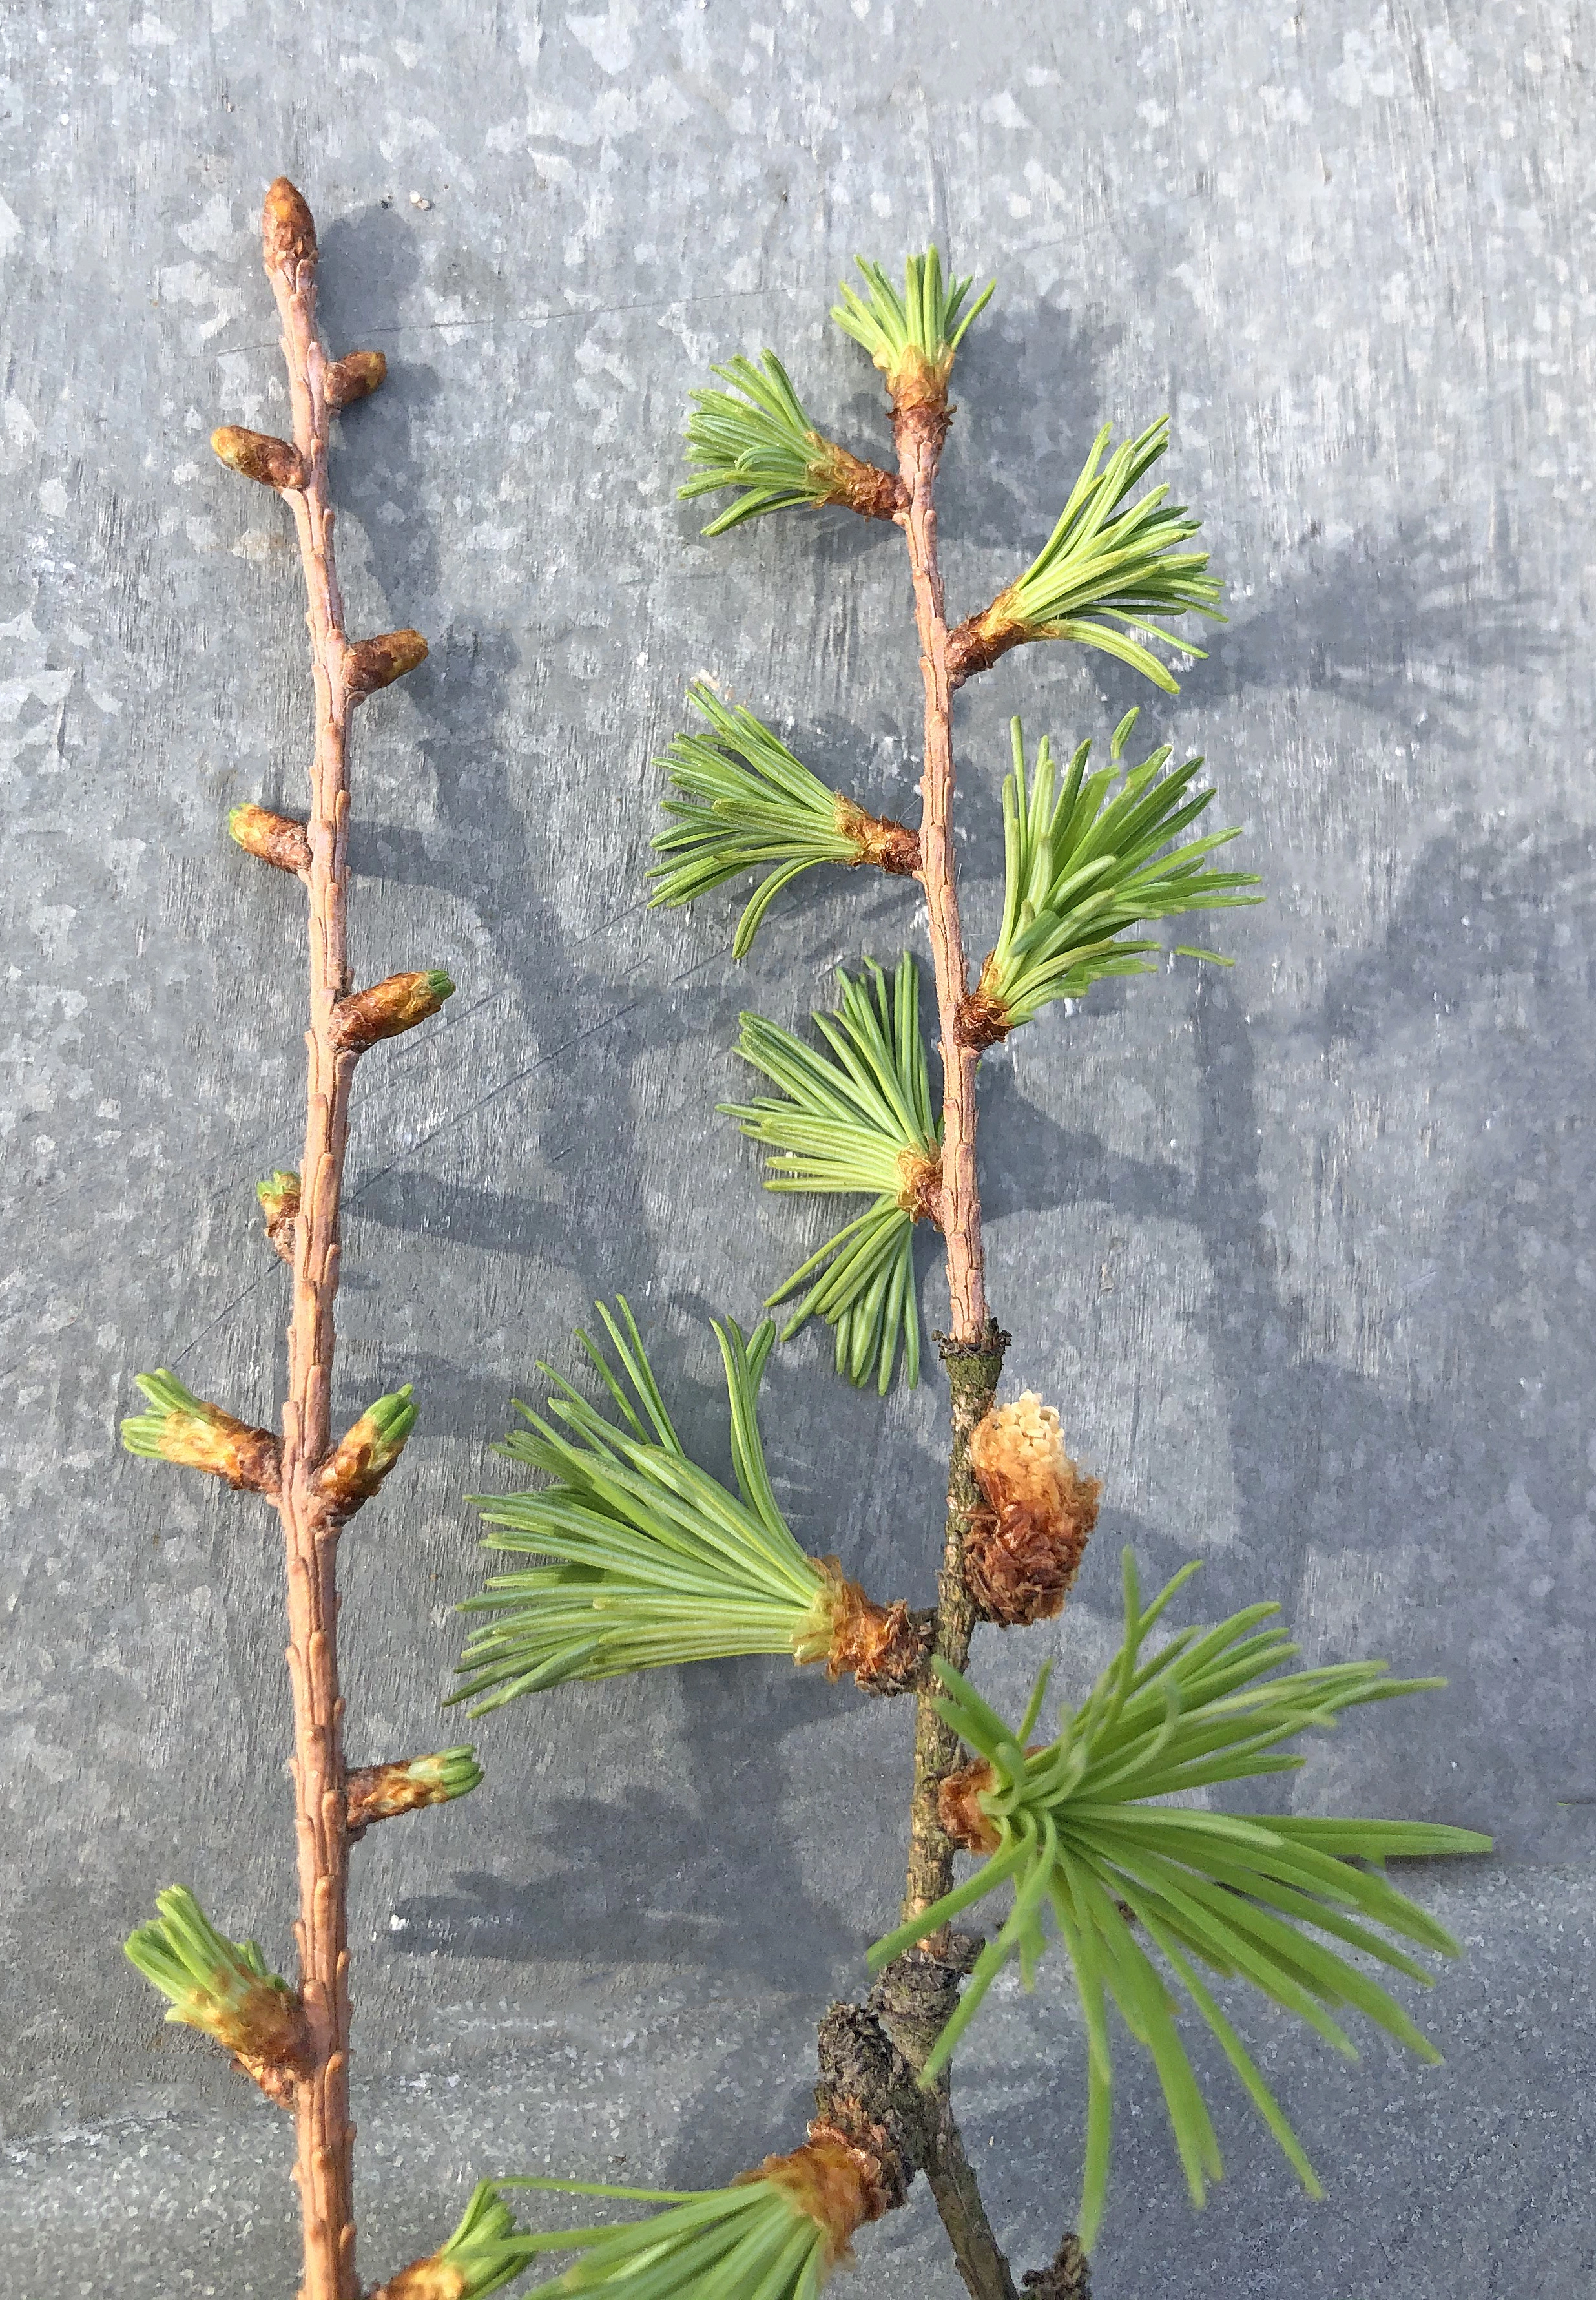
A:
965 1392 1099 1626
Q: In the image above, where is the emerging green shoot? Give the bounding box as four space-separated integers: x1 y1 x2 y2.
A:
453 1302 924 1713
346 1745 484 1833
948 419 1223 693
959 715 1260 1047
869 1550 1491 2250
318 1383 417 1514
648 684 918 959
124 1886 309 2078
121 1369 281 1492
375 2179 547 2300
721 954 942 1394
831 249 995 409
681 351 903 537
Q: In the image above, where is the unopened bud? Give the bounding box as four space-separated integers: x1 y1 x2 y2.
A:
331 971 455 1053
345 629 429 700
256 1169 300 1264
121 1371 281 1494
318 1384 415 1512
262 176 318 276
835 797 920 877
124 1887 311 2088
795 1560 931 1697
346 1746 482 1835
230 802 310 874
211 424 306 492
326 350 388 409
965 1393 1100 1626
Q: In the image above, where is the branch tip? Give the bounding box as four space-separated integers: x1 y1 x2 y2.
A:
262 175 318 277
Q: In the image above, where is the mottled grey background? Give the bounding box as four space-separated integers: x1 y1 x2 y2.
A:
1 1 1590 2294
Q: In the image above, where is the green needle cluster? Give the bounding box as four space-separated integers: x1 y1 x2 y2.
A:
494 2170 851 2300
648 684 867 958
966 715 1261 1039
681 352 898 537
870 1550 1491 2250
124 1886 304 2064
831 249 994 404
721 954 941 1393
955 418 1223 693
453 1302 836 1712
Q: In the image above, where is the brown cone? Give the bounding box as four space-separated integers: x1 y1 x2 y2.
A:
965 1394 1099 1626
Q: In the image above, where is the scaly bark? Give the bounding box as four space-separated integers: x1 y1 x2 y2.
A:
880 393 1018 2300
246 176 428 2300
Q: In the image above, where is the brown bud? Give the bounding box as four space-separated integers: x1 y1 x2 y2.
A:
345 1747 481 1835
800 1561 931 1696
262 176 318 276
751 2129 891 2267
211 426 306 492
966 1393 1101 1627
945 602 1033 688
882 343 955 417
1022 2233 1093 2300
256 1169 301 1265
956 976 1013 1051
121 1371 282 1495
345 629 429 700
894 1147 943 1227
938 1756 1003 1854
233 2051 300 2109
835 797 920 877
229 802 309 875
370 2263 467 2300
326 350 388 409
331 971 454 1053
811 439 907 521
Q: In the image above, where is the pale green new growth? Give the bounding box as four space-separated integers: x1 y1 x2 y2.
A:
979 713 1261 1029
721 954 940 1393
831 249 994 392
494 2173 842 2300
869 1551 1491 2250
681 352 843 536
648 684 861 956
123 1885 304 2069
453 1302 832 1711
990 418 1224 691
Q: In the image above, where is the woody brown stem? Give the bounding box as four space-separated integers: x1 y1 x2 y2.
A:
260 175 367 2300
883 394 1017 2300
